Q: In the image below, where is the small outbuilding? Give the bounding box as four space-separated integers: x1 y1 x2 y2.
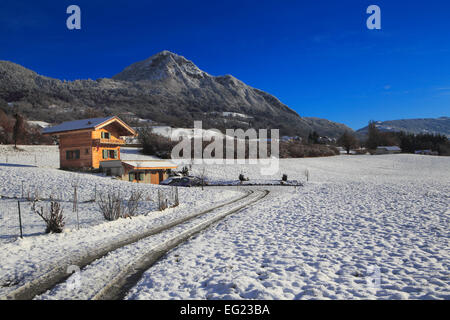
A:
121 160 178 184
375 146 401 155
414 150 438 155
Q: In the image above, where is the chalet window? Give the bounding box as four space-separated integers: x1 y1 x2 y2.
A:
109 150 118 159
66 150 80 160
129 172 135 181
101 132 110 139
137 172 145 181
102 149 118 160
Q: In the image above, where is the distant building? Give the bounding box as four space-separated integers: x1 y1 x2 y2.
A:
281 136 302 142
318 136 336 144
414 150 438 156
375 146 401 155
121 160 178 184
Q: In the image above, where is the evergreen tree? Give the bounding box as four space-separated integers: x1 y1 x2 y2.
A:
366 121 380 150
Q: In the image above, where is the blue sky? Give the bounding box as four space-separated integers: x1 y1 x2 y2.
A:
0 0 449 129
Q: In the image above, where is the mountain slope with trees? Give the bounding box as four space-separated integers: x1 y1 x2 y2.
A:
0 51 352 138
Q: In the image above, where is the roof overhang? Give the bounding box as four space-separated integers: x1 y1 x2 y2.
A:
122 160 178 170
42 116 137 137
96 116 137 137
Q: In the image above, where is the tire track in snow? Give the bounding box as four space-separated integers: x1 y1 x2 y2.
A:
1 190 254 300
92 189 269 300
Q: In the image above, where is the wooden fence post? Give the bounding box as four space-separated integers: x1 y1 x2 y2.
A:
17 201 23 239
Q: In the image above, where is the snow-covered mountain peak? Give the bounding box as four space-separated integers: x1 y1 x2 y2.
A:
113 50 208 82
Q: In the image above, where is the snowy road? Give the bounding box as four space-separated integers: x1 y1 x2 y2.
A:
33 189 268 300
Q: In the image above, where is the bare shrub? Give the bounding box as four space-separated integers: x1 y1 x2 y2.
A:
281 141 339 158
33 200 65 233
138 127 177 159
97 192 123 221
126 190 144 217
172 187 179 208
158 189 168 211
239 173 249 183
181 166 189 176
27 188 40 202
98 190 145 220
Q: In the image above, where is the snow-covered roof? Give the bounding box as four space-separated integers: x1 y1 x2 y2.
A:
122 160 178 169
43 116 136 136
28 120 51 128
377 146 401 151
43 117 115 134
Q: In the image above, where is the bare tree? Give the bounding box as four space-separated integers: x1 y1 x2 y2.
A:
13 113 25 148
337 131 359 154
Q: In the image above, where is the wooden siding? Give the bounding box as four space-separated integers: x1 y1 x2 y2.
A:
121 166 169 184
92 146 121 169
59 132 93 168
57 128 125 169
47 117 136 170
91 127 124 143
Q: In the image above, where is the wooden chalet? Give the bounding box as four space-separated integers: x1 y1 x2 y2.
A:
43 116 136 170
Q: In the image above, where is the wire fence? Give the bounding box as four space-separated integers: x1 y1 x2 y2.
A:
0 152 59 168
0 186 177 245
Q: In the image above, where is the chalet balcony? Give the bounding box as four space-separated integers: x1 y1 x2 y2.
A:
93 138 125 145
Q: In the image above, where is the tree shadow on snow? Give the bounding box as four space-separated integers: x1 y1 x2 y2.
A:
0 163 36 168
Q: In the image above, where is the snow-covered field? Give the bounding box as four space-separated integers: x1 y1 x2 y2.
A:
0 145 449 300
127 155 450 300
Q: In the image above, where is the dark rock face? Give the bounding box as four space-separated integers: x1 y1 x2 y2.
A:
0 51 352 137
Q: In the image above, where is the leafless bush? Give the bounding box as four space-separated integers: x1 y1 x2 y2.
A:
27 188 40 202
158 189 168 211
239 173 249 183
98 190 145 220
33 200 65 233
126 190 144 217
172 187 179 208
97 191 124 221
281 142 339 158
181 166 189 176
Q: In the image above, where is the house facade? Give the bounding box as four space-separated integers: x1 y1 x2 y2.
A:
43 116 136 170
